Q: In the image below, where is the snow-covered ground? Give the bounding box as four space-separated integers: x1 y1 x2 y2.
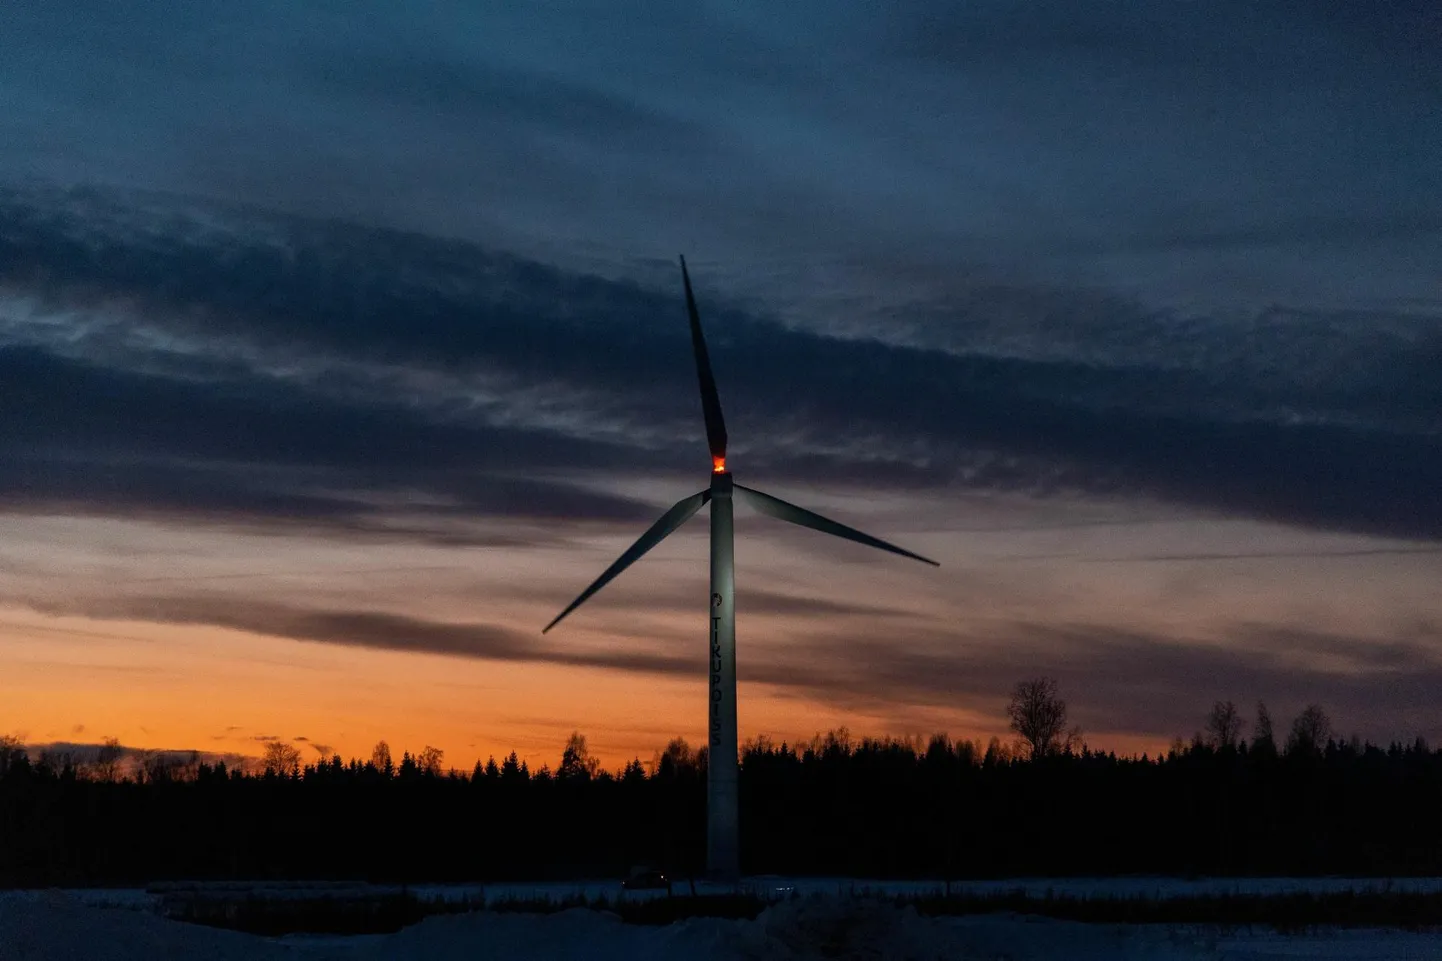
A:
426 874 1442 905
3 887 1442 961
29 875 1442 911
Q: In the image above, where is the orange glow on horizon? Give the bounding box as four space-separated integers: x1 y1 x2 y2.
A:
713 455 726 473
7 506 1442 773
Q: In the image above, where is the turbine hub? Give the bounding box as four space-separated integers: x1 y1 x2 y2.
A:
712 455 727 473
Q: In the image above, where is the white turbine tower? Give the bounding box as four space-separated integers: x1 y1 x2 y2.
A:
544 256 937 881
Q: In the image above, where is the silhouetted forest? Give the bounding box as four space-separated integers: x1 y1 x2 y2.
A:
3 703 1440 887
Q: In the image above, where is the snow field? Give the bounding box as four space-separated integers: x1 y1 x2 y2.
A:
4 887 1442 960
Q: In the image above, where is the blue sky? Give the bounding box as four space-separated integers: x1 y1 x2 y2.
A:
1 2 1439 763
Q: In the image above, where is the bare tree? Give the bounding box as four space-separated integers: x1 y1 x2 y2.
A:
982 736 1014 765
370 740 393 776
1251 701 1277 756
416 745 445 775
1007 677 1076 759
820 727 854 758
262 741 302 776
142 751 179 783
653 737 697 777
0 734 25 776
558 731 599 781
1287 704 1332 756
92 737 125 782
131 748 156 783
1205 700 1245 749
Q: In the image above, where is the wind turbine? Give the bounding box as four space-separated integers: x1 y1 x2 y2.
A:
543 256 937 881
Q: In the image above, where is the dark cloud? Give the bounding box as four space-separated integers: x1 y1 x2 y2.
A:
23 594 698 679
0 345 660 538
1 187 1438 541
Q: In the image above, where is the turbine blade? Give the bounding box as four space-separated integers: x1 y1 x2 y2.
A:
735 484 939 567
680 255 728 461
543 490 712 633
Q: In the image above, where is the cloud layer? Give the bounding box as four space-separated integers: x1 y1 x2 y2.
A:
1 186 1438 542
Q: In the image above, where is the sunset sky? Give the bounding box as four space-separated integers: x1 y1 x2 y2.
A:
2 2 1440 770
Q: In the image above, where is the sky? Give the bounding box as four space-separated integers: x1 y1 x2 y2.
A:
1 1 1440 769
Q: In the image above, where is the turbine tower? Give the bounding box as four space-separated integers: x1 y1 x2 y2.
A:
544 256 937 881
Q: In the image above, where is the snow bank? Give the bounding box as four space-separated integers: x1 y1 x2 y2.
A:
4 890 1442 960
0 890 291 961
309 899 1217 960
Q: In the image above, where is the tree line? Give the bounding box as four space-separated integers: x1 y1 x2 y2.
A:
1 684 1439 886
